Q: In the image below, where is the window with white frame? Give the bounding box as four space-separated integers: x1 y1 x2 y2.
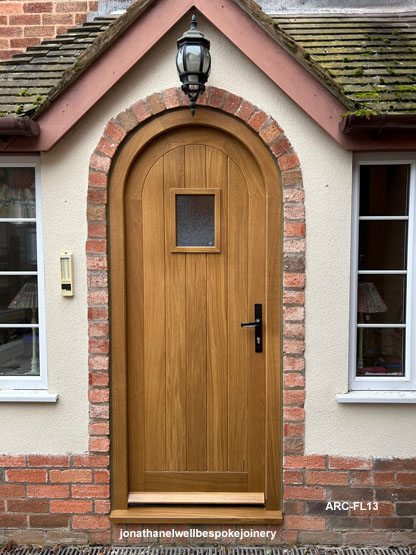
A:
0 159 47 390
351 154 416 391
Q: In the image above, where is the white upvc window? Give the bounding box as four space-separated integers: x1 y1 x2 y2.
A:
0 158 48 392
349 153 416 393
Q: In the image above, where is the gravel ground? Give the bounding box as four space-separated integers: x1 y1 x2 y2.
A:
0 547 415 555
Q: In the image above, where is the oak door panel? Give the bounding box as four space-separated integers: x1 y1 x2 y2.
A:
126 130 269 498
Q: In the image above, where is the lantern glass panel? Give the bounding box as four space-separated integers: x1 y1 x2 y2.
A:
185 44 202 73
176 45 185 73
202 47 211 74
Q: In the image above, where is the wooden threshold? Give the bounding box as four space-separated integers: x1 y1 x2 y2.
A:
128 492 265 505
110 506 283 524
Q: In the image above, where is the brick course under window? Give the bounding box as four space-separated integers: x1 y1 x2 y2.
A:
1 454 416 545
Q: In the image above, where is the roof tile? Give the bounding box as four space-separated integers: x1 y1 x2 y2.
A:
0 14 114 116
273 14 416 114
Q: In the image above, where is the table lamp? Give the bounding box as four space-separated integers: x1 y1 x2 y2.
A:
357 281 388 369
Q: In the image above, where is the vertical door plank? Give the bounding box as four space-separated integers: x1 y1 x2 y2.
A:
164 147 187 471
206 146 228 471
185 144 207 471
185 256 207 470
142 157 166 471
185 144 206 188
126 163 146 491
247 173 266 492
227 159 248 472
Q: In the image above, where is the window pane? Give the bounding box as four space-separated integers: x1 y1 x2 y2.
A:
356 327 404 377
176 194 215 247
358 275 406 324
0 327 39 376
0 168 36 219
359 220 407 270
0 277 38 325
0 223 37 271
360 165 409 216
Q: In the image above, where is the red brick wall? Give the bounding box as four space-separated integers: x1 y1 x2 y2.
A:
281 455 416 545
0 454 111 545
0 88 415 547
1 455 416 546
0 0 98 60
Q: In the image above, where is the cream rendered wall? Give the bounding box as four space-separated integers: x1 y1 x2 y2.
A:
2 14 414 456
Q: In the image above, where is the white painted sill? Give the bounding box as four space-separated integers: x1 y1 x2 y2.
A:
0 390 59 403
336 391 416 404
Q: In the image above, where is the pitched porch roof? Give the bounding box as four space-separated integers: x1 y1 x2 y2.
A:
0 0 415 151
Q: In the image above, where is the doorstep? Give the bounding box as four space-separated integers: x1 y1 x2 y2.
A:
110 506 283 524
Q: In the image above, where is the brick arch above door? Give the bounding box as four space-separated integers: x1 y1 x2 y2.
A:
86 86 306 470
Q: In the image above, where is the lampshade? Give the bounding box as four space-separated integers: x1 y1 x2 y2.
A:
8 282 38 309
357 281 387 314
0 167 35 219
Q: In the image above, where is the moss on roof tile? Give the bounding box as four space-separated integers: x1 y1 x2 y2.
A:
0 16 116 117
272 13 416 114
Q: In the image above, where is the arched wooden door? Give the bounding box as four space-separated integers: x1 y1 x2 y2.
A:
110 111 282 523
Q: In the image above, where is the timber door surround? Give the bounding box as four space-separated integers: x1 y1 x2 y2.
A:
109 110 282 524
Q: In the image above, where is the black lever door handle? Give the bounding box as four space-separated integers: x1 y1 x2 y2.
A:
240 303 262 353
240 319 260 328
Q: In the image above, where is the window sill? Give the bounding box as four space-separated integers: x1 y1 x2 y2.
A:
0 390 59 403
336 391 416 404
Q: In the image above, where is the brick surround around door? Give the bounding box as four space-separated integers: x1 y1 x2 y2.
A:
0 88 415 547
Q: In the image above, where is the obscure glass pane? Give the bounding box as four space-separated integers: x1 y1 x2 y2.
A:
176 194 215 247
356 327 404 377
360 165 409 216
0 167 36 218
359 220 407 270
357 275 406 324
0 277 38 325
0 327 39 376
0 223 37 272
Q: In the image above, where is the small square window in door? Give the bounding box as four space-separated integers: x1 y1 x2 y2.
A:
170 188 220 252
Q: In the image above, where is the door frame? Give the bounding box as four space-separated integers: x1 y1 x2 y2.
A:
109 109 283 524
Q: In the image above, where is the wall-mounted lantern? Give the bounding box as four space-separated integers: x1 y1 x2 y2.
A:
176 15 211 116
